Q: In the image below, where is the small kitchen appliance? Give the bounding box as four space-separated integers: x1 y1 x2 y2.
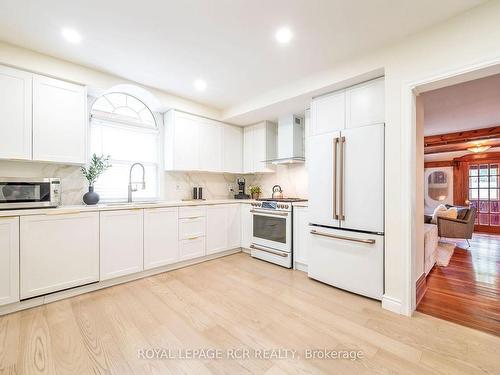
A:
234 177 250 199
0 177 61 210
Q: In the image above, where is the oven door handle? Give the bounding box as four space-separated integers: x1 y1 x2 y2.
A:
250 244 289 257
250 209 289 217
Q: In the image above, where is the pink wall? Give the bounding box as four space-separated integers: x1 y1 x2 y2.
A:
423 73 500 136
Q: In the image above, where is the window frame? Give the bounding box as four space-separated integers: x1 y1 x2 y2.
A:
89 92 161 202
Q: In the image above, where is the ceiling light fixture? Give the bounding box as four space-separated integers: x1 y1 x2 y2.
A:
194 79 207 91
275 27 293 44
61 28 82 44
467 144 491 153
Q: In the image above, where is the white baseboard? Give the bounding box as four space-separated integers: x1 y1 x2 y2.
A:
381 295 403 315
294 262 308 272
0 248 242 316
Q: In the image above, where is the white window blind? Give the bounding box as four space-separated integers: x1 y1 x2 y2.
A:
90 93 159 201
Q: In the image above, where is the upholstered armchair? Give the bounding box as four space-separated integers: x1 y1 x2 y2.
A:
437 207 477 246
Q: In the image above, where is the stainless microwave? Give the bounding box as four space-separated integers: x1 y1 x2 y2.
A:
0 178 61 210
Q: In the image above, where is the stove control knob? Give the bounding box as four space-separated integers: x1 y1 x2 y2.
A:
284 204 289 209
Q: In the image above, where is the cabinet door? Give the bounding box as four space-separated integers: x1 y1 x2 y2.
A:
346 78 384 129
100 209 144 280
308 132 341 228
0 65 32 160
243 126 253 173
252 122 275 173
240 203 252 249
223 125 243 173
199 119 222 172
173 113 199 170
206 205 228 255
179 237 206 261
311 90 345 136
32 75 87 164
0 217 19 306
341 124 384 232
227 204 241 249
144 207 179 270
20 212 99 299
293 206 309 267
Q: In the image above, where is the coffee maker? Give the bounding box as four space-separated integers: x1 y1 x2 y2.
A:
234 177 250 199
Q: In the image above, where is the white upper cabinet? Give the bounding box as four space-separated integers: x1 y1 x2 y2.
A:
346 78 385 129
243 121 276 173
0 65 32 160
165 110 241 173
199 119 223 172
311 90 345 136
223 125 243 173
32 74 87 164
0 217 19 306
100 209 144 280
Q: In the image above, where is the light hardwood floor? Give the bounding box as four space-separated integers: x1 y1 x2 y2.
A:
1 253 499 374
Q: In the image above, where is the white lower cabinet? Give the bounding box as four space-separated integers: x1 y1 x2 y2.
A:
293 206 309 269
206 205 228 255
240 203 252 249
179 237 206 261
0 217 19 306
227 204 241 249
100 209 144 281
144 207 179 270
20 212 99 299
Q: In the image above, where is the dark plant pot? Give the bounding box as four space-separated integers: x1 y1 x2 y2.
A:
251 192 260 200
83 185 100 205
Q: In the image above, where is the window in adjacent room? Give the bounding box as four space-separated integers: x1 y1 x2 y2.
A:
90 93 159 201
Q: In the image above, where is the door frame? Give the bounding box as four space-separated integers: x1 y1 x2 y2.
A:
401 56 500 315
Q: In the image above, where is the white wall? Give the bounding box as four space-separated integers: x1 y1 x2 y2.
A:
0 41 221 119
222 0 500 315
422 73 500 136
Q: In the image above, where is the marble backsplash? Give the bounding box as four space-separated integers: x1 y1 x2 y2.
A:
0 160 87 205
0 161 308 205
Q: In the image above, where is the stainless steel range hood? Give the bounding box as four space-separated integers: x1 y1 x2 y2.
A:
266 114 305 164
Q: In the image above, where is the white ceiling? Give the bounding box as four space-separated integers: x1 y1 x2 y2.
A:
0 0 485 111
422 73 500 136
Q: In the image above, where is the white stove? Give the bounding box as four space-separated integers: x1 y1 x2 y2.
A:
250 198 306 268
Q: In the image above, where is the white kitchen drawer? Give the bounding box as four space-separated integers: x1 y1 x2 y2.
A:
179 217 206 239
179 236 206 261
179 206 206 219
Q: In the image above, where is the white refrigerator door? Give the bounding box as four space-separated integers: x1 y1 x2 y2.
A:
340 123 384 233
308 131 341 228
308 226 384 300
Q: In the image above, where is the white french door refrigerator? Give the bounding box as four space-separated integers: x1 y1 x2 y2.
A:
308 80 384 300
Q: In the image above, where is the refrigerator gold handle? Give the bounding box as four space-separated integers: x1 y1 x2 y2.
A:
332 137 339 220
339 136 345 221
310 230 375 244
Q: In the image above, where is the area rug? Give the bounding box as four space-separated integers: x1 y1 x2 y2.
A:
436 241 456 266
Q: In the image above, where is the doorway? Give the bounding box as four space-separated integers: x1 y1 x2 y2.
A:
412 69 500 336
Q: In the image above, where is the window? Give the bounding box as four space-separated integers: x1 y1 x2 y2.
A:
468 163 499 227
90 93 159 201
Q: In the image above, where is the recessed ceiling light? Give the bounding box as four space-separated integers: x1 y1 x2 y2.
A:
275 27 293 44
194 79 207 91
61 28 82 44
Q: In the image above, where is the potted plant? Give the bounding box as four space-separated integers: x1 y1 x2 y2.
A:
249 185 262 200
81 154 111 205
